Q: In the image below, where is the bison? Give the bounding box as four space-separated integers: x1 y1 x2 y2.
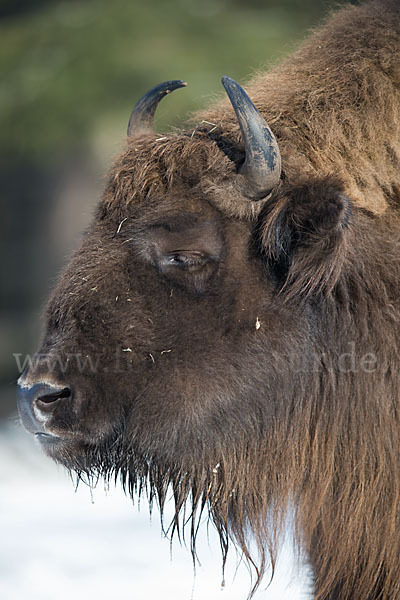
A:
16 0 400 598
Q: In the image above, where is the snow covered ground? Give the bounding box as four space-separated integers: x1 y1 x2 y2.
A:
0 421 312 600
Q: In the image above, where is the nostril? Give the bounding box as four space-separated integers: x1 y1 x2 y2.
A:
37 387 71 405
17 382 72 434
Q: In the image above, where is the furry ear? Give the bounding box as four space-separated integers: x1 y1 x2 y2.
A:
259 180 352 299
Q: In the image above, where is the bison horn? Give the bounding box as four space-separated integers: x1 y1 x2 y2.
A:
222 76 281 200
127 80 187 136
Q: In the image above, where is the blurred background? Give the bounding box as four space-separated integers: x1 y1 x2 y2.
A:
1 0 343 598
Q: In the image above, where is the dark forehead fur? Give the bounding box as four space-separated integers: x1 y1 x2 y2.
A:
102 132 240 220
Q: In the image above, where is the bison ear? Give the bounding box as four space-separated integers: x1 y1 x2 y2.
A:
259 181 352 298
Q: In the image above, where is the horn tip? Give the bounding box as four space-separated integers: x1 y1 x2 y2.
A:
172 80 187 87
164 80 187 93
221 75 235 87
172 80 187 88
221 76 243 98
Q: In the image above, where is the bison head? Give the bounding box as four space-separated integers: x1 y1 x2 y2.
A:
17 78 352 581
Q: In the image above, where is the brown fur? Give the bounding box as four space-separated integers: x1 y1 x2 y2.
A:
20 1 400 599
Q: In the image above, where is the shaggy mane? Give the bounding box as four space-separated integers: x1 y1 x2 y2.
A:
104 0 400 224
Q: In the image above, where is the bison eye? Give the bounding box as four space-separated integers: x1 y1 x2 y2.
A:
156 251 218 293
162 252 209 270
136 218 223 292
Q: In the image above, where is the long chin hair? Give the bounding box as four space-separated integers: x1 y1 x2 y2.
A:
63 435 293 598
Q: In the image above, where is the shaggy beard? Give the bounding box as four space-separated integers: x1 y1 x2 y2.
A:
48 428 291 599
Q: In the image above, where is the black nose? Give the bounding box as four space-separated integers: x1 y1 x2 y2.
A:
17 382 72 434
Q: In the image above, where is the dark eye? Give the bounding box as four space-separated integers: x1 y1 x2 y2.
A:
161 252 209 270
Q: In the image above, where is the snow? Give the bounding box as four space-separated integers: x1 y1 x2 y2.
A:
0 422 313 600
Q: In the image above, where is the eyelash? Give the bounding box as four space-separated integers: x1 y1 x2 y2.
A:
162 252 208 269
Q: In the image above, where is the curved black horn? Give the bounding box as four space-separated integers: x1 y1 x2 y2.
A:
127 80 187 136
221 76 281 200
